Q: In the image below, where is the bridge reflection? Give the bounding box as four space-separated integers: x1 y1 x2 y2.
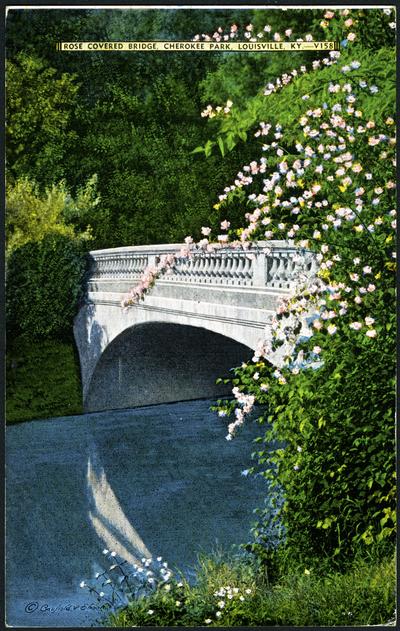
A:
87 443 152 567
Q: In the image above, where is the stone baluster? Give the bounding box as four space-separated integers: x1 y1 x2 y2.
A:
192 255 200 282
139 255 145 276
206 255 214 283
191 256 201 283
284 254 295 288
224 255 233 285
279 255 288 287
121 256 126 277
306 253 318 277
251 251 261 287
214 254 222 283
108 257 113 276
243 255 253 286
202 255 210 283
92 257 99 278
209 254 216 283
172 257 181 281
201 255 209 283
230 255 238 285
198 255 206 283
230 254 239 284
237 255 245 285
133 255 140 276
222 254 229 283
131 255 137 276
173 256 180 279
189 257 195 282
182 257 191 281
277 255 288 287
267 254 279 287
104 257 109 276
177 256 186 282
190 256 197 282
185 256 193 281
214 254 221 284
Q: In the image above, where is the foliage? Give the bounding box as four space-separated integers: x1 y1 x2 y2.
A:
248 334 395 563
196 45 395 162
200 9 396 566
5 8 258 249
105 549 395 627
6 233 89 340
66 78 243 249
6 53 79 186
198 9 324 108
5 176 97 255
6 336 82 423
120 7 396 567
63 58 254 249
57 174 100 238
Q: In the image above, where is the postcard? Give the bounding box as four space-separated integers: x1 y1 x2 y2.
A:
5 3 396 628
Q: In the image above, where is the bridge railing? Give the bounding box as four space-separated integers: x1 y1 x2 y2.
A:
88 241 318 291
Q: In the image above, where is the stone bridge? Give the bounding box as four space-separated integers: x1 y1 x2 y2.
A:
74 241 317 412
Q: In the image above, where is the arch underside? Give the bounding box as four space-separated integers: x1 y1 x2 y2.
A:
84 321 254 412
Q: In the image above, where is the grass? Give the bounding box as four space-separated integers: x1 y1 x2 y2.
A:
6 335 83 423
107 548 396 627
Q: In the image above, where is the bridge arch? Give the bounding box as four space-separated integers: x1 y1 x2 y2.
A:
84 321 253 412
74 242 317 412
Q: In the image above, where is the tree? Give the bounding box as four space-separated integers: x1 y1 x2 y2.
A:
6 53 79 187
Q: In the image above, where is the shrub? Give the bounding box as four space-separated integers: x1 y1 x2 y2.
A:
6 177 74 255
6 53 79 187
6 336 82 423
6 232 88 340
196 9 397 565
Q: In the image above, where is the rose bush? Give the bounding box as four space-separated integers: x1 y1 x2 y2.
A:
123 8 396 566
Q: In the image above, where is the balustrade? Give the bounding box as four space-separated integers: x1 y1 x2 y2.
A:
89 242 317 290
90 253 148 279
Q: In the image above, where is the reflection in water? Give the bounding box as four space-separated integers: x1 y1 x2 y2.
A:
86 444 152 567
6 400 268 628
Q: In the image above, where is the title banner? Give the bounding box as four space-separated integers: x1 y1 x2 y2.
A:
57 40 340 52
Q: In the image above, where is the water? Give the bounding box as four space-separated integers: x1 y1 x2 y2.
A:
6 399 267 627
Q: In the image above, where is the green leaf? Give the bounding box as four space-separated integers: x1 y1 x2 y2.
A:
190 145 205 154
204 140 216 158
